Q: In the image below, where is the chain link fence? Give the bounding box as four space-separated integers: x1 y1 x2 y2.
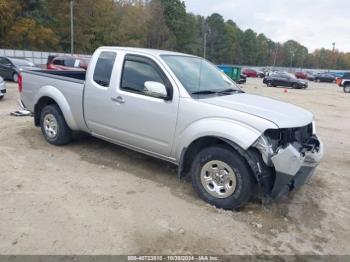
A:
0 48 89 66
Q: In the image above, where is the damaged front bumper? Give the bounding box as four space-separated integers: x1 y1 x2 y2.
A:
270 137 323 197
253 131 324 198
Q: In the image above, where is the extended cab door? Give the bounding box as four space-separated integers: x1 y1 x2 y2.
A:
84 50 179 158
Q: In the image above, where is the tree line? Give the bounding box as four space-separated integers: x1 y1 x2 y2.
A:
0 0 349 70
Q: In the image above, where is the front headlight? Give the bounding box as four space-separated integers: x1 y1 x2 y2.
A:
253 135 275 166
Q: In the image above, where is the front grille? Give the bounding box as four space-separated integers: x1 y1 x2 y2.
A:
265 123 313 146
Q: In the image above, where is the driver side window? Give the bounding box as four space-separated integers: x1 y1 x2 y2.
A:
121 57 165 95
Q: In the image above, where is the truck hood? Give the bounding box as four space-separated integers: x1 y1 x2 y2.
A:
201 93 313 128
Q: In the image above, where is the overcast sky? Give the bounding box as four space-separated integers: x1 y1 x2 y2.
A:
183 0 350 52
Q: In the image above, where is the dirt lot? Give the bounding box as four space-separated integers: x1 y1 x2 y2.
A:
0 78 349 255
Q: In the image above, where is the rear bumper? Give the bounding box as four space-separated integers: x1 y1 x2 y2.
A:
270 136 323 198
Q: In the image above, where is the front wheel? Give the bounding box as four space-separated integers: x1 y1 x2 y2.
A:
292 83 299 89
190 145 254 210
344 85 350 93
266 81 273 87
40 104 72 145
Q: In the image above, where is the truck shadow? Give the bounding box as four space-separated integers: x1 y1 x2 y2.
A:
64 133 203 205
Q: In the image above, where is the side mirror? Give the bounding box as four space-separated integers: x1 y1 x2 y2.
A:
144 81 168 99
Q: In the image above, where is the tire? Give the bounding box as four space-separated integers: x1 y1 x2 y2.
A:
190 145 254 210
292 83 299 89
12 73 19 83
344 85 350 93
40 104 72 145
0 95 3 100
266 81 273 87
316 78 321 83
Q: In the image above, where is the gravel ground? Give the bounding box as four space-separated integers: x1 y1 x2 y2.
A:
0 78 349 255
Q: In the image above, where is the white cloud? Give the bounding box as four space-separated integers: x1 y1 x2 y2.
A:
183 0 350 52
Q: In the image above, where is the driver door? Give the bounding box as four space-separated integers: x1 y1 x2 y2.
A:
109 54 179 157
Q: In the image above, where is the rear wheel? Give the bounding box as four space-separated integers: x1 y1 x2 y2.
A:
12 73 19 83
190 145 254 210
40 104 72 145
316 78 321 83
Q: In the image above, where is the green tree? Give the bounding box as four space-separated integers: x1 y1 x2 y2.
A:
240 29 258 65
7 18 59 50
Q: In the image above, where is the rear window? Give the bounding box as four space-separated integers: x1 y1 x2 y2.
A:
63 58 76 67
93 52 117 87
53 58 64 66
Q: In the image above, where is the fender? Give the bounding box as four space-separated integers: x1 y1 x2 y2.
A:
34 85 79 130
173 118 263 161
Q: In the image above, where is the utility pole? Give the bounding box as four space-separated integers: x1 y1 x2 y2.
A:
331 42 336 70
290 50 295 68
70 0 74 55
272 44 278 68
203 19 207 59
203 31 207 59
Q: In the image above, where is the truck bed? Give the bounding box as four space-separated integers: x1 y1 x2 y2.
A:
25 70 86 82
21 69 88 132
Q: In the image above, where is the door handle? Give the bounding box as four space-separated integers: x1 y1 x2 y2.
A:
111 96 125 104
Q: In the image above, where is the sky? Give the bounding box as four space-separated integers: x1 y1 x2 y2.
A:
183 0 350 52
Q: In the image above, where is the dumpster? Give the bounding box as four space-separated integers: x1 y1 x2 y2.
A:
218 65 242 83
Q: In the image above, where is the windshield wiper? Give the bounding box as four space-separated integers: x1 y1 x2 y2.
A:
217 89 243 94
192 89 243 95
192 90 219 95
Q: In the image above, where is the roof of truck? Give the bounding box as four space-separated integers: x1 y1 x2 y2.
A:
99 46 197 58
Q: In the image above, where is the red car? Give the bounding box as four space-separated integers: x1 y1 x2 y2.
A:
243 69 265 78
295 71 308 79
47 56 90 71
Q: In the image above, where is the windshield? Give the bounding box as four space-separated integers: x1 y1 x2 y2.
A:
11 59 35 67
161 55 241 95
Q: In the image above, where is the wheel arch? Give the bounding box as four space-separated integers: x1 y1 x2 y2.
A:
177 134 274 197
176 119 261 178
34 86 78 130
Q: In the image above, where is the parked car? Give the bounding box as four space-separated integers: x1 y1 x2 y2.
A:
295 71 307 79
20 47 323 210
47 56 91 71
263 72 308 89
0 57 40 82
329 72 345 79
306 72 315 81
336 72 350 93
243 68 265 78
314 73 336 83
0 76 6 100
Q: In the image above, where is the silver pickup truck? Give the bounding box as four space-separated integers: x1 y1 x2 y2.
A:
20 47 323 210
